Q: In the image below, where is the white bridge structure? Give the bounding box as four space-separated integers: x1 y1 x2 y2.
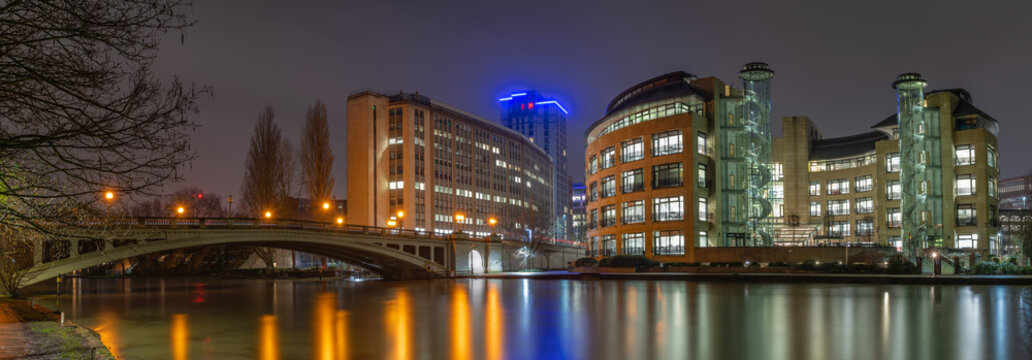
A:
23 218 586 286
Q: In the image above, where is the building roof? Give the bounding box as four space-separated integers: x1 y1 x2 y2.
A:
809 131 889 161
871 88 997 129
604 71 708 116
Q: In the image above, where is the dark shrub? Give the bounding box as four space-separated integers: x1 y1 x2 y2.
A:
971 261 1000 275
599 255 657 270
796 259 819 271
886 258 919 274
848 264 873 274
768 261 792 268
663 262 690 267
748 261 761 267
573 257 599 267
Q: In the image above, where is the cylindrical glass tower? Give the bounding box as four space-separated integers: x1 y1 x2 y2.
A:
894 73 942 257
737 63 775 245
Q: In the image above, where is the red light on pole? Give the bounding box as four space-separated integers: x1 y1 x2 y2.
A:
528 102 534 109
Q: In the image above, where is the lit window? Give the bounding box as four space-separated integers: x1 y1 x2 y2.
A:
956 174 976 196
652 163 683 189
887 208 901 228
809 182 821 196
652 230 684 256
827 179 849 195
621 138 644 162
957 234 977 249
601 147 616 169
698 197 708 221
887 180 901 200
955 145 975 166
855 175 873 192
886 153 900 172
810 201 820 217
622 233 645 255
622 201 645 224
697 131 707 155
856 197 873 214
828 199 850 216
957 204 976 226
653 196 684 222
652 130 682 156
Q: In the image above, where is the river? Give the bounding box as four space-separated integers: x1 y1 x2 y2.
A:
28 277 1032 359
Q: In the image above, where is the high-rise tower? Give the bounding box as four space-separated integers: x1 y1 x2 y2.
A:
499 91 572 242
893 73 943 257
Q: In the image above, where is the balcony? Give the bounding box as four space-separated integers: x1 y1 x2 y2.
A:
622 215 645 224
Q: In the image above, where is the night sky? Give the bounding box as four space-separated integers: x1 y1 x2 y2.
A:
152 1 1032 199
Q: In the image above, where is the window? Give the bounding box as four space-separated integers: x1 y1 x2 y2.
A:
955 144 975 166
810 201 821 217
588 155 597 175
601 176 616 198
828 199 850 215
653 230 684 256
957 234 977 249
698 231 709 247
887 180 901 200
697 131 707 154
622 233 645 255
809 182 821 196
652 130 682 156
601 205 617 227
772 163 784 181
698 197 708 221
856 197 874 214
827 179 850 195
987 145 997 168
589 182 598 202
886 153 900 172
652 163 683 188
828 221 850 237
621 138 644 162
856 219 874 237
698 164 708 187
653 196 684 221
589 209 598 229
601 235 617 256
989 176 998 198
957 204 976 226
601 146 616 169
956 174 975 196
889 236 902 250
855 175 873 192
622 169 644 193
622 200 645 224
887 208 901 228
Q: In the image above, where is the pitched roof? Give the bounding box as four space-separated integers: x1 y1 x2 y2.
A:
810 131 889 161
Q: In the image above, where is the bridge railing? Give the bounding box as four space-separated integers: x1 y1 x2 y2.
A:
111 217 586 248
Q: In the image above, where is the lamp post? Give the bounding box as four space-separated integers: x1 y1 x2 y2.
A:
227 196 233 218
396 210 405 230
454 213 465 235
486 217 497 273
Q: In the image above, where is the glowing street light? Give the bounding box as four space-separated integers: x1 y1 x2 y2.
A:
455 213 465 222
386 219 397 227
488 217 497 226
322 202 331 210
176 206 185 215
396 210 405 219
264 211 272 219
104 191 114 201
336 217 344 225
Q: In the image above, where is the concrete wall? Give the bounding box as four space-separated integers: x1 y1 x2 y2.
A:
694 246 898 264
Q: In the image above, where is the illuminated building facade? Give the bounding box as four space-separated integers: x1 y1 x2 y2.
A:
772 78 1001 253
499 91 572 242
346 91 554 238
571 182 587 245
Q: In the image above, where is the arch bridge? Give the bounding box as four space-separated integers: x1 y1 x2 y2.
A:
21 218 585 286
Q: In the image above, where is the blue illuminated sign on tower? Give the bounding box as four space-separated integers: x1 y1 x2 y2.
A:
499 90 572 242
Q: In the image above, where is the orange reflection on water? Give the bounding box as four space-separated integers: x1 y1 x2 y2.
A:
171 314 188 360
384 290 412 360
259 315 279 360
485 282 505 360
451 284 471 360
335 310 348 360
94 311 121 359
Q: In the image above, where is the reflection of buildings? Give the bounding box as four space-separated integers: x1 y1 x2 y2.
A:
570 182 586 245
347 91 554 238
499 90 572 242
584 65 1003 261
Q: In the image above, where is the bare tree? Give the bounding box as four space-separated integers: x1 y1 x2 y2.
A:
240 106 296 270
502 209 558 270
0 1 203 232
300 99 335 221
130 186 226 218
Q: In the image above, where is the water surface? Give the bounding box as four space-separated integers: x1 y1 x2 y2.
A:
33 277 1032 359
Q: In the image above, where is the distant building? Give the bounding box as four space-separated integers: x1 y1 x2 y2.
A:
346 91 554 238
571 182 586 245
499 90 572 241
999 175 1032 210
998 209 1025 257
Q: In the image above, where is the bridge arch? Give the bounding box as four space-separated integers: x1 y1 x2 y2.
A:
23 228 449 286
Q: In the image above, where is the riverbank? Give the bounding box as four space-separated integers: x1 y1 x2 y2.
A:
482 270 1032 285
0 298 114 359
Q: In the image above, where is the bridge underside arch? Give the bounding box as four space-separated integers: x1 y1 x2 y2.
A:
22 231 447 286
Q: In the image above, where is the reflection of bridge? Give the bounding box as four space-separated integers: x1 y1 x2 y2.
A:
23 218 585 286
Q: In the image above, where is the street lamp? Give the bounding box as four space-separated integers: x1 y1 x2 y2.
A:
176 206 185 215
227 195 233 218
322 201 331 210
488 217 497 234
454 213 465 234
264 211 272 219
104 191 114 201
336 217 344 225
